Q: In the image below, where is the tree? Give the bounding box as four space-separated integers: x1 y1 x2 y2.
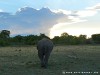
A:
92 34 100 44
24 35 37 45
60 32 70 44
52 36 60 44
0 30 10 46
0 30 10 38
61 32 69 37
11 35 25 45
39 33 49 39
76 35 87 44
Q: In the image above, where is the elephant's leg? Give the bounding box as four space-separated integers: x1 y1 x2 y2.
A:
38 51 45 67
44 52 51 68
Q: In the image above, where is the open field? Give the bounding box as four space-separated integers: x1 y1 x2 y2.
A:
0 45 100 75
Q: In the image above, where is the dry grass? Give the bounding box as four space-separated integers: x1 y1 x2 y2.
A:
0 45 100 75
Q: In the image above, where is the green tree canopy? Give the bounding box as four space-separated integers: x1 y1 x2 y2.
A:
0 30 10 38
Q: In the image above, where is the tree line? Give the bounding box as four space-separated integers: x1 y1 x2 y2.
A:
0 30 100 46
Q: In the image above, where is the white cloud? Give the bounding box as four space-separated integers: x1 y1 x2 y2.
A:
0 7 73 37
0 9 3 12
67 3 100 19
77 3 100 18
86 3 100 10
50 3 100 38
0 3 100 38
75 3 100 18
76 10 97 18
52 9 71 15
50 20 86 38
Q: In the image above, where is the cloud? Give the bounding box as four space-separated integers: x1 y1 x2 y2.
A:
75 3 100 18
50 3 100 38
76 10 97 18
0 3 100 38
87 3 100 10
0 9 3 12
52 9 71 15
0 7 73 36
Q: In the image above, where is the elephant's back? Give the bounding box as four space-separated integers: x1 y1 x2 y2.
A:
37 38 53 50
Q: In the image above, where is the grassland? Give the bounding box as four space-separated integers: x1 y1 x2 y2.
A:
0 45 100 75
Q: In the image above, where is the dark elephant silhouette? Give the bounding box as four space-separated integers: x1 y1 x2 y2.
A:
37 38 53 68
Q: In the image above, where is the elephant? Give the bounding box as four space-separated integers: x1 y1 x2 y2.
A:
37 38 53 68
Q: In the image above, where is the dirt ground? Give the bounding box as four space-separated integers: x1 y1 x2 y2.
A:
0 45 100 75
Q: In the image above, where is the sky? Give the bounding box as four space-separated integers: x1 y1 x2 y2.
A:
0 0 100 38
